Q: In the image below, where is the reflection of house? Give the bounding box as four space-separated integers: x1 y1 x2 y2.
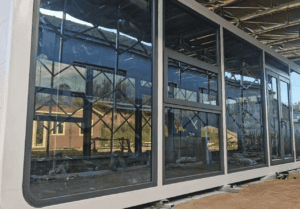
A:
31 106 149 153
294 111 300 122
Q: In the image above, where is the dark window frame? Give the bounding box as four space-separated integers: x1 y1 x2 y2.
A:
22 0 158 207
163 0 224 185
164 48 222 112
266 66 294 166
224 29 268 172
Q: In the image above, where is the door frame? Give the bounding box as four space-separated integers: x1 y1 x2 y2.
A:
265 66 294 165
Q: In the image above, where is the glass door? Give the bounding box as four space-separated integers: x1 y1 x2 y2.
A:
266 69 293 164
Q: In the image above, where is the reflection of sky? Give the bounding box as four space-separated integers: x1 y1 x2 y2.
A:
225 71 300 106
40 8 151 46
291 72 300 105
280 81 289 106
225 72 258 83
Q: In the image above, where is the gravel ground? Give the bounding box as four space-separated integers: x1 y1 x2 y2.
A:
176 174 300 209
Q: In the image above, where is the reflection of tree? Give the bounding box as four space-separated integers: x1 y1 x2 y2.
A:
94 79 112 101
294 102 300 111
93 77 134 104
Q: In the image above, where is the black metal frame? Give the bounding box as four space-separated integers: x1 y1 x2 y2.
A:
265 66 294 166
23 0 158 207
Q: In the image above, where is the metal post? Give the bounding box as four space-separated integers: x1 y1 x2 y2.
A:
238 63 244 152
83 68 93 157
59 0 67 63
178 63 182 159
167 108 174 162
208 74 211 104
135 86 143 154
178 110 182 159
49 0 67 163
47 61 55 158
111 7 120 155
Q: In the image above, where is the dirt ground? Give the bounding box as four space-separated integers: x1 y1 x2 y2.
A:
176 174 300 209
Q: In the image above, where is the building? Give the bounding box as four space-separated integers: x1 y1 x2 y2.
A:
1 0 300 208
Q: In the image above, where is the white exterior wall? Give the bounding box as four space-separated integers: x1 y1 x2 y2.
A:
0 0 14 207
0 0 300 209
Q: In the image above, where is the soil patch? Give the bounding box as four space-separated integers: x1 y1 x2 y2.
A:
176 174 300 209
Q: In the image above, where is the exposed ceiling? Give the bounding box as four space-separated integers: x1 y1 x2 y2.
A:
196 0 300 66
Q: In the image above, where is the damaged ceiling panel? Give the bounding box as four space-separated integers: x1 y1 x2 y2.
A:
196 0 300 65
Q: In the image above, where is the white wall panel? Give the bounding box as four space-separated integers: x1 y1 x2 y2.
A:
0 0 14 207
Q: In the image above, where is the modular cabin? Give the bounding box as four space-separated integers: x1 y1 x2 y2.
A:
1 0 300 208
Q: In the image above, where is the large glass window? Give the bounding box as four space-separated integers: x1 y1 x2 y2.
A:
167 57 218 106
26 0 155 202
164 1 221 183
265 53 289 75
267 75 280 160
292 71 300 160
281 81 292 158
224 30 265 170
266 57 292 163
164 1 219 66
165 108 220 179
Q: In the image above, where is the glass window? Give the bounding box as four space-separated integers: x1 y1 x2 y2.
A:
167 58 218 105
163 1 221 182
27 0 154 201
224 30 265 170
52 122 64 135
280 81 292 159
267 75 280 160
165 108 220 179
265 53 289 75
292 71 300 160
164 1 219 66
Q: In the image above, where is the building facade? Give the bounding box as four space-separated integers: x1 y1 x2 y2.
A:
1 0 300 208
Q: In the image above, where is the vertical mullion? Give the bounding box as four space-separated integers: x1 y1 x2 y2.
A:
278 76 284 161
220 26 227 175
289 67 296 162
262 51 271 167
158 0 164 187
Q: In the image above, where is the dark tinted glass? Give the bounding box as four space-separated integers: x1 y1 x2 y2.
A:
165 1 219 66
164 108 220 180
265 53 289 75
267 75 281 160
29 0 153 199
280 81 292 159
224 30 265 170
167 58 218 105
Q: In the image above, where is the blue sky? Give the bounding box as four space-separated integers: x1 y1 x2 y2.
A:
291 72 300 105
